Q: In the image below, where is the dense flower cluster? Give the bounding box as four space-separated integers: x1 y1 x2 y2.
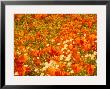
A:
14 14 97 76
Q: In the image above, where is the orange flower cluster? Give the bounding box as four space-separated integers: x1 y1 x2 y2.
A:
14 14 97 76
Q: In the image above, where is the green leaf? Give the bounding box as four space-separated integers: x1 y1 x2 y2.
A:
79 49 85 56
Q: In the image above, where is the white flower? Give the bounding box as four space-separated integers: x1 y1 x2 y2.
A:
67 62 72 67
91 55 95 60
85 54 88 57
65 54 71 61
51 39 55 42
24 53 28 56
67 50 70 53
57 43 60 45
42 67 47 71
70 39 73 41
37 57 39 59
55 65 59 68
40 73 44 76
70 70 74 73
63 41 66 44
88 54 92 57
24 65 28 67
93 51 97 55
14 72 19 75
61 48 64 51
60 55 65 60
34 68 38 72
63 40 69 44
73 41 75 44
64 44 68 49
26 47 30 49
84 34 86 37
46 44 49 46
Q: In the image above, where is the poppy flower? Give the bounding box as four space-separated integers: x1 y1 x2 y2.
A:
71 64 82 74
15 55 26 64
47 67 56 76
86 64 95 75
15 65 25 76
34 59 41 66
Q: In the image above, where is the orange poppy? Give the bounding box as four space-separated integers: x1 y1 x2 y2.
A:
71 64 82 74
86 64 95 75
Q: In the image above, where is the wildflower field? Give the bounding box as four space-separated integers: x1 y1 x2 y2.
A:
14 14 97 76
